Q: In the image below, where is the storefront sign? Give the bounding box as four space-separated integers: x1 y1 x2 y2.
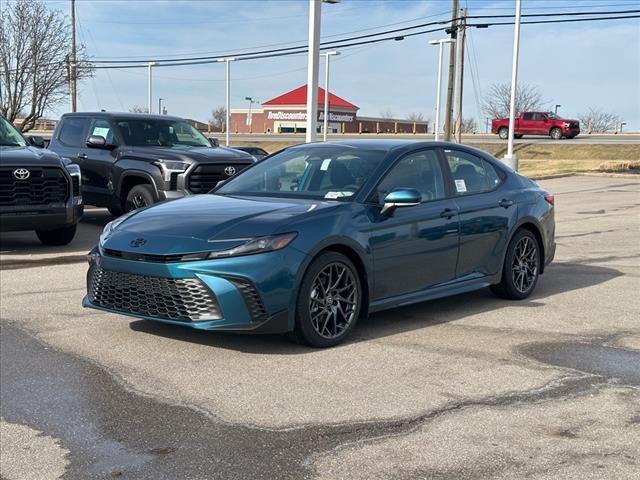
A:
266 110 355 123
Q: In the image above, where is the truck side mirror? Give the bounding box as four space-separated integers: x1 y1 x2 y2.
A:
27 135 46 148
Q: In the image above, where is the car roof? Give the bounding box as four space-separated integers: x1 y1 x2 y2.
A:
289 139 476 152
60 112 185 122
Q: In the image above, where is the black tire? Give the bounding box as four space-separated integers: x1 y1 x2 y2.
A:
550 128 563 140
108 206 124 217
491 229 541 300
125 184 155 212
498 127 509 140
291 252 362 348
35 224 77 246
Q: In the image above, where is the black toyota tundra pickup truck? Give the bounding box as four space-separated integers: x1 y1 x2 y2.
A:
0 116 83 245
48 112 255 215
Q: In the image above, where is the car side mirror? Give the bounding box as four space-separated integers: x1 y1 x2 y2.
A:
209 138 219 147
27 135 46 148
381 188 421 216
543 117 548 122
86 135 113 149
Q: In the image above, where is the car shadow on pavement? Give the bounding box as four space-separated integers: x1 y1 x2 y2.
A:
128 260 623 354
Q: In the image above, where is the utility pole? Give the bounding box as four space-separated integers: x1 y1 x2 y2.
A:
453 7 466 143
305 0 322 143
503 0 522 170
322 51 340 142
70 0 77 112
443 0 458 142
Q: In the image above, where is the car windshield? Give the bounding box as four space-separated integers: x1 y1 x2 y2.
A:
546 112 559 120
115 119 211 148
217 145 387 201
0 117 27 147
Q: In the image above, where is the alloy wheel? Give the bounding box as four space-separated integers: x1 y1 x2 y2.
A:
131 194 147 210
308 262 358 339
511 236 538 293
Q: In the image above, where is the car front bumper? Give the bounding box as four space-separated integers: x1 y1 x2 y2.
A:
0 202 83 232
83 246 308 333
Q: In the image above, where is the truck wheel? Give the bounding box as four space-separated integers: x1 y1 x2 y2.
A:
125 184 155 212
498 127 509 140
550 128 563 140
36 224 77 246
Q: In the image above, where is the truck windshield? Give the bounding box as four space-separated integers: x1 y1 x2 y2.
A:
0 117 27 147
114 119 211 148
546 112 559 120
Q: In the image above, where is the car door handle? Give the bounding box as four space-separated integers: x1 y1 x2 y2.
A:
440 208 458 219
499 199 514 208
77 153 88 160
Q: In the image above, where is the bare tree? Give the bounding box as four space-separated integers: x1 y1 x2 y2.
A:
407 112 425 122
210 106 227 131
379 108 395 121
129 105 149 114
460 118 477 133
577 107 620 133
0 0 93 132
482 83 545 119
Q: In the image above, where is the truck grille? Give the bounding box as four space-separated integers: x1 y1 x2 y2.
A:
0 167 68 207
187 163 248 194
88 265 220 322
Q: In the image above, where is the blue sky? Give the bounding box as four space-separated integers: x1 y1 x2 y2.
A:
45 0 639 129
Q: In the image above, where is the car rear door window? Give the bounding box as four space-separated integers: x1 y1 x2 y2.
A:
445 150 501 195
58 117 88 147
376 150 445 202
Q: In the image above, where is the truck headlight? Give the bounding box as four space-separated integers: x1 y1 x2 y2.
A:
153 159 190 182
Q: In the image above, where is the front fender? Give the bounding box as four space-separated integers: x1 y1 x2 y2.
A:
113 159 163 199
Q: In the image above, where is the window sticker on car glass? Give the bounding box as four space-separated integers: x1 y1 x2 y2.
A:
92 127 110 138
320 159 332 171
455 179 467 193
324 191 353 199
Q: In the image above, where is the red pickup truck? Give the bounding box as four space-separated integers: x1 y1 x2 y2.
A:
492 112 580 140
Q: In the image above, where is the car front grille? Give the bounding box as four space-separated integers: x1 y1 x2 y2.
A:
88 265 220 322
187 163 248 194
0 167 68 207
226 277 268 322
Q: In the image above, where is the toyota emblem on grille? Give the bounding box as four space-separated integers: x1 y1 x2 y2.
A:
224 166 237 176
13 168 30 180
130 238 147 247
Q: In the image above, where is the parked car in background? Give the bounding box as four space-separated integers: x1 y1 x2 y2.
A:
492 112 580 140
48 112 255 215
232 146 269 161
0 116 83 245
85 140 555 347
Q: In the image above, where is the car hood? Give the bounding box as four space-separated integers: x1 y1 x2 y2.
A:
121 145 254 164
0 146 64 167
103 194 338 255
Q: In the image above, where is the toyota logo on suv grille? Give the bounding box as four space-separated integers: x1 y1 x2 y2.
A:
224 166 237 176
13 168 30 180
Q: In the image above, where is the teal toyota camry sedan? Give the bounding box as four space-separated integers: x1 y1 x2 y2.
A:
85 140 555 347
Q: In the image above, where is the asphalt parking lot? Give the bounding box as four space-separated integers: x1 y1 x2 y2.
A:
1 175 638 479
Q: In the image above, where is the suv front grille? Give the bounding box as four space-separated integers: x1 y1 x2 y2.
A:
187 163 248 194
88 265 220 322
227 277 268 322
0 167 68 207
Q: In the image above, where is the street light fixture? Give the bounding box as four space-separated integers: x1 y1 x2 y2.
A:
321 50 340 142
429 38 455 142
245 97 258 134
217 57 236 146
147 62 159 113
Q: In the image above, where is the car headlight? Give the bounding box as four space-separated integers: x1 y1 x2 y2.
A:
99 211 136 246
153 159 190 182
202 232 297 259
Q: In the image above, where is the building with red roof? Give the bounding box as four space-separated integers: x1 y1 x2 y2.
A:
229 84 428 135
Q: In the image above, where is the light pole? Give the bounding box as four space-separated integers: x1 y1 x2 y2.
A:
429 38 455 142
321 51 340 142
245 97 258 134
503 0 522 171
147 62 158 113
555 104 561 115
158 98 165 115
217 57 236 146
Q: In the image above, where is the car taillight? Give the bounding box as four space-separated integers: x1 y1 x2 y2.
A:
544 194 555 206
